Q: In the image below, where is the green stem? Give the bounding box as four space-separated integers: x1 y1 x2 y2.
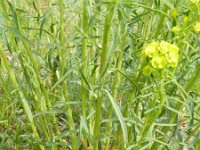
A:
151 65 200 149
58 0 65 74
0 45 44 150
1 1 52 148
154 5 168 39
99 2 116 76
81 0 89 120
93 1 116 149
135 72 165 149
58 0 77 149
105 23 128 149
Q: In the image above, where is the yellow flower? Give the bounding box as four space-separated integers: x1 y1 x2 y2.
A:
143 65 152 76
190 0 199 3
159 41 171 54
183 16 189 24
166 44 179 67
169 44 179 54
142 41 179 71
151 55 166 69
172 26 181 33
193 22 200 32
170 8 178 18
143 41 159 57
166 52 179 67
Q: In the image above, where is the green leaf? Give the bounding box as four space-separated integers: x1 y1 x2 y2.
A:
52 101 82 107
80 116 93 145
79 68 91 90
34 110 64 118
50 68 73 91
104 89 128 147
0 25 34 45
2 30 12 53
7 1 19 30
39 8 52 39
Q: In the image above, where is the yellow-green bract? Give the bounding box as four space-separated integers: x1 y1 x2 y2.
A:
190 0 200 3
172 26 181 33
193 22 200 32
142 41 179 73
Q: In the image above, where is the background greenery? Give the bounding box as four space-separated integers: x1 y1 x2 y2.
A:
0 0 200 149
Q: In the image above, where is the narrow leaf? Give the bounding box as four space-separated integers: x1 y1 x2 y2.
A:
104 89 128 147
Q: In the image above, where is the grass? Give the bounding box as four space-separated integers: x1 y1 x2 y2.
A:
0 0 200 149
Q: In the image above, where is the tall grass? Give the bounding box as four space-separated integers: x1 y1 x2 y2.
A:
0 0 200 149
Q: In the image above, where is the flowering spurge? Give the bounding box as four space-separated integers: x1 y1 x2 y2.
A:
190 0 200 3
142 41 179 75
193 22 200 32
172 26 181 33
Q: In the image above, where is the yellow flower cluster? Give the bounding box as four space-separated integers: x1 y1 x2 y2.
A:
193 22 200 32
172 26 181 33
190 0 199 3
142 41 179 73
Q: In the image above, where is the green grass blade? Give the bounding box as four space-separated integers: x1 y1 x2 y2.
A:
104 89 128 147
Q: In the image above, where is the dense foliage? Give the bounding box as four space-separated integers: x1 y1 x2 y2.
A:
0 0 200 149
